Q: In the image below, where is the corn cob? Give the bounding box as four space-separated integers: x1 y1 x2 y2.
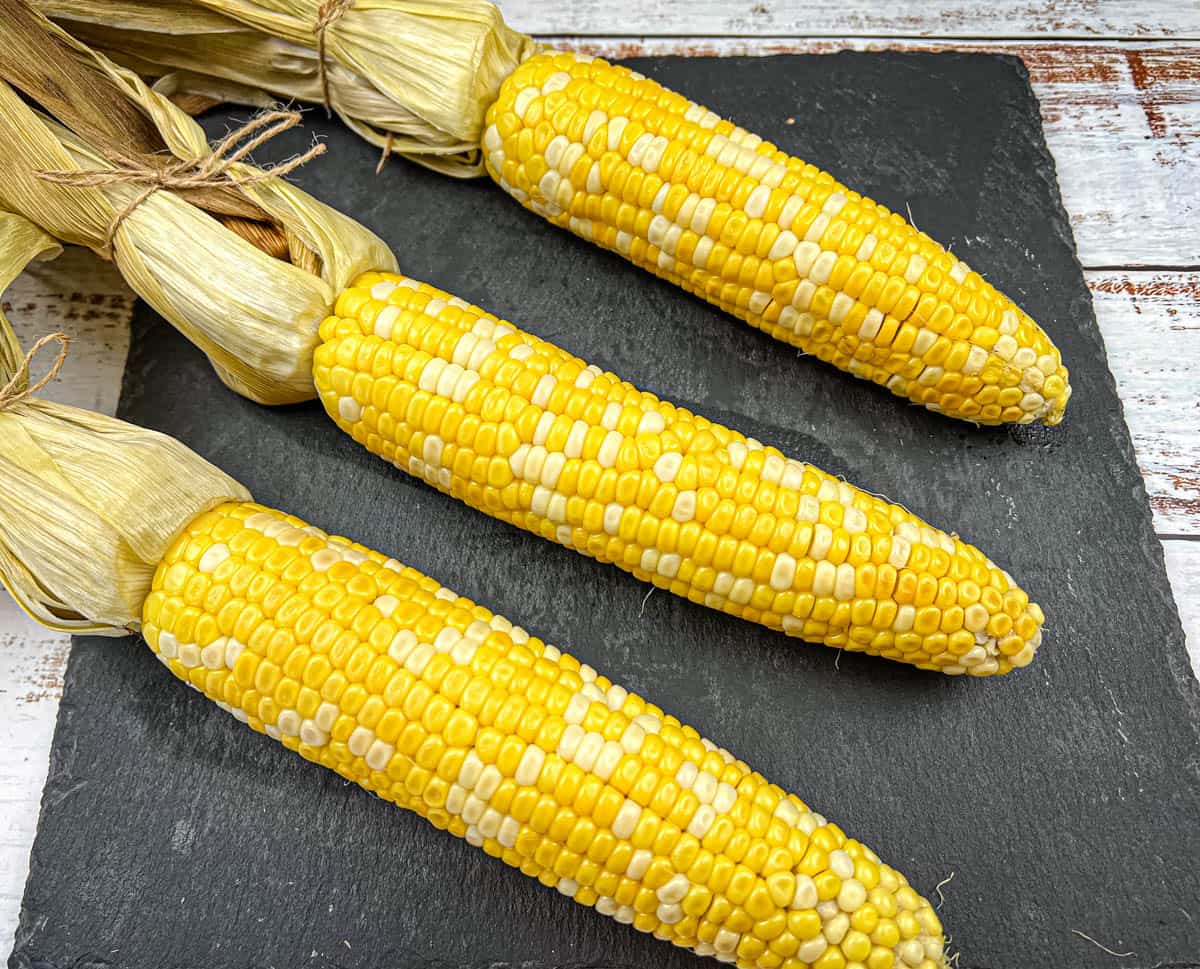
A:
0 9 1045 674
314 271 1043 675
146 499 948 968
34 1 1072 425
482 51 1070 426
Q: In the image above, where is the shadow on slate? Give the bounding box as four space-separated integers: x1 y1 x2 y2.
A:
11 53 1200 969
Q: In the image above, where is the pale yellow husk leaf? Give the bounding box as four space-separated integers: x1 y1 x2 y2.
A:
0 211 250 635
35 0 537 176
0 10 396 405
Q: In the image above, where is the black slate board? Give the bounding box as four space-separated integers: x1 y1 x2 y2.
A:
11 53 1200 969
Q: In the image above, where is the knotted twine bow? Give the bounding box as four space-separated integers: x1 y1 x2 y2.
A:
36 110 326 258
314 0 355 115
0 333 70 412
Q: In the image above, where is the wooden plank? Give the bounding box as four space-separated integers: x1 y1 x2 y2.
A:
0 247 132 942
0 605 69 937
1089 271 1200 536
502 0 1198 39
1164 539 1200 675
1025 44 1200 267
543 38 1200 268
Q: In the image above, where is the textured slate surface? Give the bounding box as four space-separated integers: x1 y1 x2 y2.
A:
11 53 1200 969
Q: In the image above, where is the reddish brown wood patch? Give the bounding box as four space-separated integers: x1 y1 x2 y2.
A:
1126 50 1169 137
1090 276 1200 300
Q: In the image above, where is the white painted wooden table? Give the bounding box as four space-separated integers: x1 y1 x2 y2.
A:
2 0 1198 953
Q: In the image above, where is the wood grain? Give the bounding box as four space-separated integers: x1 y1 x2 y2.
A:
502 0 1199 39
0 247 132 941
1015 43 1199 267
541 37 1200 268
0 605 68 939
1089 271 1200 535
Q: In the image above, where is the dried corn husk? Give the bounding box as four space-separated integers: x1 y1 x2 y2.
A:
0 211 250 635
34 0 537 176
0 0 396 405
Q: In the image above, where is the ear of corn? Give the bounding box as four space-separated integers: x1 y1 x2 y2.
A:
482 52 1070 426
314 271 1043 675
145 499 948 968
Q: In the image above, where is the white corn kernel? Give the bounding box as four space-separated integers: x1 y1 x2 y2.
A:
198 544 230 574
612 800 641 839
654 451 682 482
515 744 546 786
625 848 652 880
657 873 691 904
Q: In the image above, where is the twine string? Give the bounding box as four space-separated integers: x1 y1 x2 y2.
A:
35 111 326 255
0 333 70 412
314 0 355 115
102 183 158 253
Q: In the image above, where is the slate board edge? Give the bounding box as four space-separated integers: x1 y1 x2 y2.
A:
9 51 1200 969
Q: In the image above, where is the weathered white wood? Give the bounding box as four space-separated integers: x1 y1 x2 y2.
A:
0 606 69 941
1088 271 1200 536
542 37 1200 268
1016 43 1200 267
0 248 132 945
1164 540 1200 675
504 1 1198 39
